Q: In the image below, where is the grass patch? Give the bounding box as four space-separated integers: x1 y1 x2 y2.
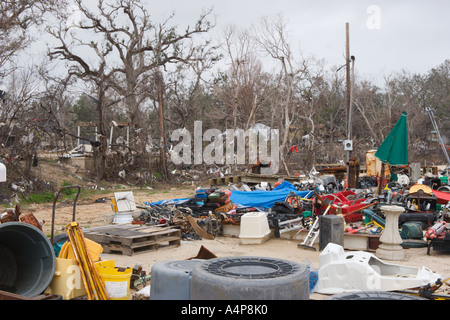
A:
21 191 56 204
21 181 82 204
61 181 80 196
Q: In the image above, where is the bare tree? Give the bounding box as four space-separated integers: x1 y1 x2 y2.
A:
0 65 45 180
252 14 309 175
48 0 216 179
0 0 65 77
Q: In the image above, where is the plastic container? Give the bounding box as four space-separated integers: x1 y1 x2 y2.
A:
150 259 205 300
239 212 271 244
45 258 87 300
195 188 210 198
190 256 310 300
58 238 103 262
328 291 427 300
113 211 134 224
0 222 55 297
95 260 132 300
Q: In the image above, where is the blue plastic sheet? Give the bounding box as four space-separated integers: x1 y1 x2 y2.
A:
229 181 313 208
145 181 313 209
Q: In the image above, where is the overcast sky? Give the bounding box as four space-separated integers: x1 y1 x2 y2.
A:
146 0 450 86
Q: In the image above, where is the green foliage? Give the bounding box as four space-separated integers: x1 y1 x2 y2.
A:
61 181 79 196
71 94 99 124
21 191 56 204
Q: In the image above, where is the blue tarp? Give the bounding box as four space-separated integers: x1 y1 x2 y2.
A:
229 181 313 208
145 181 314 209
145 198 190 206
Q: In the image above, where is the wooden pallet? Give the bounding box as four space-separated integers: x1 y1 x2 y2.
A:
83 224 181 256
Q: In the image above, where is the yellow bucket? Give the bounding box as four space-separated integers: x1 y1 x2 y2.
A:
95 260 132 300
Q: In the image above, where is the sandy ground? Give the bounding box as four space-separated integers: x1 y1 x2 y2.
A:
26 186 450 301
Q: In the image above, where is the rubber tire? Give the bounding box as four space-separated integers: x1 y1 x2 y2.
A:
328 291 427 300
190 256 309 300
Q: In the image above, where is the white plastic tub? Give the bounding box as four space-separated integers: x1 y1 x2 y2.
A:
239 212 271 244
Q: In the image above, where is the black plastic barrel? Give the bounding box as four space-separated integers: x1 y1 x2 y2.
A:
190 256 309 300
0 222 56 297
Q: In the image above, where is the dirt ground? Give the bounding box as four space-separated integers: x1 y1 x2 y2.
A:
23 185 450 301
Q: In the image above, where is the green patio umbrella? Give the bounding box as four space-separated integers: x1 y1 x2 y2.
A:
375 111 408 166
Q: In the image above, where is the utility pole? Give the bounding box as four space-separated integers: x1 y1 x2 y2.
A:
345 23 356 188
346 22 351 129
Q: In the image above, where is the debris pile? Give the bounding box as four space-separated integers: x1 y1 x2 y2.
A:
0 158 449 301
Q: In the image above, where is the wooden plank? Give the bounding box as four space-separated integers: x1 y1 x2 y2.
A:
101 233 181 255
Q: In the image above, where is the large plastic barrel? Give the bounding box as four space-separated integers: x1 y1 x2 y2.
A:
328 291 427 300
0 222 56 297
150 259 205 300
190 256 309 300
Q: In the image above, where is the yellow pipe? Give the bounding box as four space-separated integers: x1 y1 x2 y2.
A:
65 222 109 300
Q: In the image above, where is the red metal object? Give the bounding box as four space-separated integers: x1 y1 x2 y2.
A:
316 191 367 223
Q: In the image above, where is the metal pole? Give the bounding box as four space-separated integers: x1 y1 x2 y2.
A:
426 107 450 170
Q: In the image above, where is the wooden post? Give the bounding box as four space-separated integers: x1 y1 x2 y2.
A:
345 22 351 183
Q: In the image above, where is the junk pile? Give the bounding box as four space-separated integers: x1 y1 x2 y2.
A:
0 163 449 300
0 186 145 300
134 169 450 256
136 181 315 241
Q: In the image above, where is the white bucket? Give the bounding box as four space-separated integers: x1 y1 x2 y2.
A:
113 211 133 224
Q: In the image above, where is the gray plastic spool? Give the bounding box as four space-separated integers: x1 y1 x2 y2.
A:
150 259 205 300
0 222 56 297
328 291 427 300
190 256 310 300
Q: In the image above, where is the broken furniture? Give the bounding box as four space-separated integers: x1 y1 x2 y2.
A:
112 191 136 224
316 243 441 295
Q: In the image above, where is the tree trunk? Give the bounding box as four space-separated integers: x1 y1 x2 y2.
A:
157 70 168 179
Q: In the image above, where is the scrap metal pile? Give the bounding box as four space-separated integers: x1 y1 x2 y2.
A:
132 170 450 252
